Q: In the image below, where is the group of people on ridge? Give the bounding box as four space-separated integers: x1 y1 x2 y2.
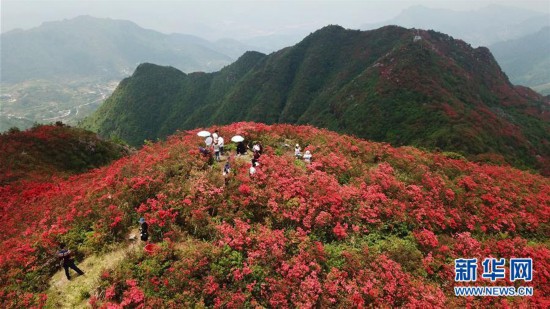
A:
57 133 314 281
200 129 225 162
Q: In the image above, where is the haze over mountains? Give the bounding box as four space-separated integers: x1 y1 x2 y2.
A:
0 16 254 131
1 15 246 83
82 25 550 174
362 4 550 47
490 27 550 95
2 5 549 133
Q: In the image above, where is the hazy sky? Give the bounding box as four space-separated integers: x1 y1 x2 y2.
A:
2 0 549 40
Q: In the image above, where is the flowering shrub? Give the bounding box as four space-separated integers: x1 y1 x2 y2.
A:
1 122 548 308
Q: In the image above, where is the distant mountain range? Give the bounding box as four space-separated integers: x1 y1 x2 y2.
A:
0 15 255 83
490 27 550 95
0 16 257 131
81 25 550 173
362 5 550 47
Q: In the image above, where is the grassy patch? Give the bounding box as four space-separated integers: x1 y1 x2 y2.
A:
46 243 139 308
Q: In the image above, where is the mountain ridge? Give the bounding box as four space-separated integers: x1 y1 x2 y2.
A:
82 25 550 173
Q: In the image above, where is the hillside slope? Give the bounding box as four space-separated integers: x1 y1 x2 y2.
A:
1 123 548 308
82 25 550 173
0 123 129 184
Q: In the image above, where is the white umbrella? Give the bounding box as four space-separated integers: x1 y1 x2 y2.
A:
197 130 211 137
231 135 245 142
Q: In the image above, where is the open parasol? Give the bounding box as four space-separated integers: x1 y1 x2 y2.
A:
231 135 245 142
197 130 211 137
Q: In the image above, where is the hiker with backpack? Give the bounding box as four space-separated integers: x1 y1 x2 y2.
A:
58 243 84 280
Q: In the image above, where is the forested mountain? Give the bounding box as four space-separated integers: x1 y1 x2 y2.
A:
82 25 550 173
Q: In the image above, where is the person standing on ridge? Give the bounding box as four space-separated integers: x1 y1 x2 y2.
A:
139 218 149 242
295 144 302 158
237 141 247 156
249 162 257 176
214 142 221 162
303 150 312 163
205 136 213 149
218 135 225 155
212 130 219 145
223 161 231 185
58 243 84 280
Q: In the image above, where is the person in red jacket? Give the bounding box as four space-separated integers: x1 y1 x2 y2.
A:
58 243 84 280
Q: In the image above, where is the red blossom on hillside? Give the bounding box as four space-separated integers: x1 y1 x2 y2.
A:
1 122 549 308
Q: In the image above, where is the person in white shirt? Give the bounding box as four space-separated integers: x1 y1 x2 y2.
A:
249 164 256 176
218 136 225 155
303 150 312 163
213 143 220 161
212 130 219 144
205 136 213 148
295 144 302 158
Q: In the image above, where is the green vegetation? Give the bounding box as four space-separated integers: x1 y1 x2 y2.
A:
0 123 129 184
81 25 550 173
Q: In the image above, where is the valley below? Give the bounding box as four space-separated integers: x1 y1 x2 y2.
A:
0 78 119 131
